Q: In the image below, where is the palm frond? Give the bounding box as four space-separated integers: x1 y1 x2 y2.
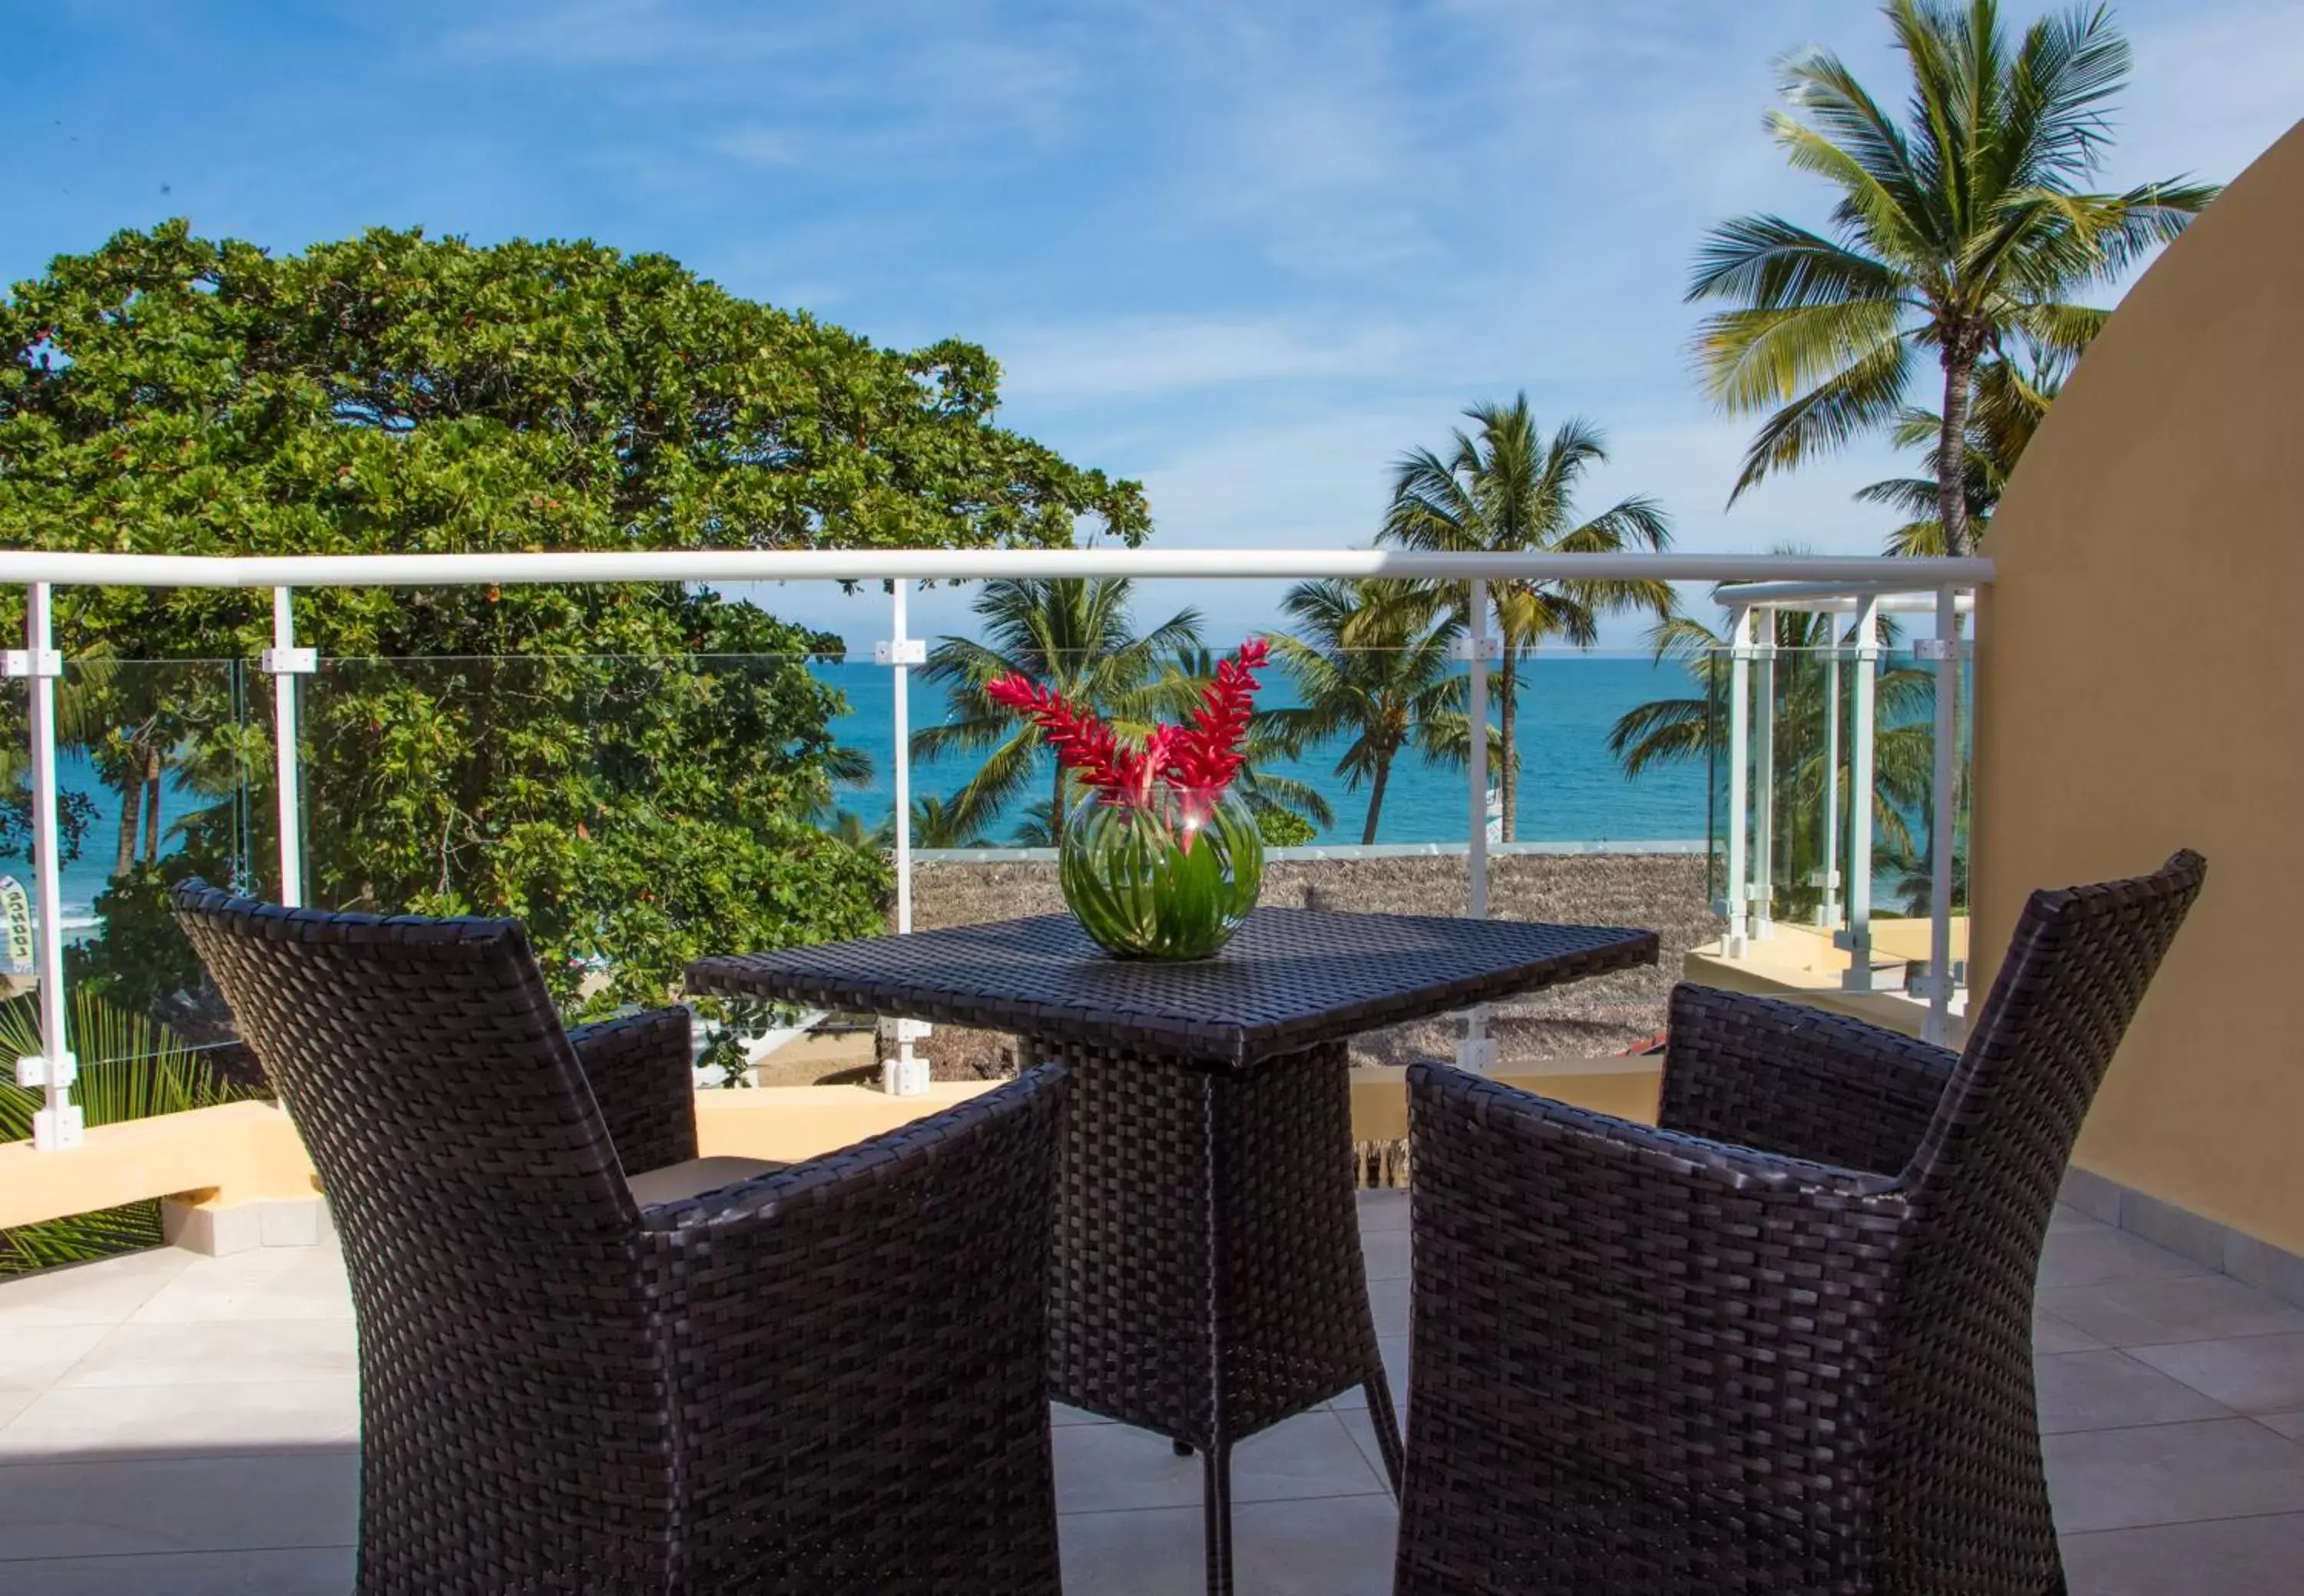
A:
1726 337 1915 498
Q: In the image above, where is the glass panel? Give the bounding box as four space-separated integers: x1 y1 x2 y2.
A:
298 650 868 1025
1751 641 1846 929
1865 623 1971 1004
1703 647 1729 916
44 659 255 1068
0 669 37 1022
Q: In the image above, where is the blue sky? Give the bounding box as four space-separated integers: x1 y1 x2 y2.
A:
6 0 2297 649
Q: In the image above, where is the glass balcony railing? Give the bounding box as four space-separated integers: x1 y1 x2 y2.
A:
1702 621 1973 1022
0 568 1978 1155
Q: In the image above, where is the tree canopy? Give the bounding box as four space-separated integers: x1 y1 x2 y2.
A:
1688 0 2215 555
0 222 1154 1018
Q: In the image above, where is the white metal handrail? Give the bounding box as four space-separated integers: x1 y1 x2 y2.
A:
8 547 1988 1133
0 549 1993 588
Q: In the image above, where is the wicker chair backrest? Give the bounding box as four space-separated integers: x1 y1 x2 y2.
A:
1910 848 2205 1205
171 883 643 1253
169 882 671 1488
1877 849 2204 1576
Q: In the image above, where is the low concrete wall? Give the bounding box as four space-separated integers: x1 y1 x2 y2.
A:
0 1101 316 1231
0 1058 1665 1241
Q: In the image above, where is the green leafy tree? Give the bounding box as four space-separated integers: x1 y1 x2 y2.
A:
0 223 1151 1017
1265 581 1479 846
1689 0 2216 555
914 578 1201 840
1253 808 1318 849
1382 396 1673 840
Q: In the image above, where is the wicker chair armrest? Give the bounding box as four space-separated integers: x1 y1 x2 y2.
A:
1657 984 1958 1176
637 1068 1068 1575
566 1006 698 1176
1404 1061 1911 1547
640 1064 1068 1236
1413 1059 1902 1209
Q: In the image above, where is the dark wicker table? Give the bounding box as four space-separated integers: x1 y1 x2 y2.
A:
690 907 1657 1594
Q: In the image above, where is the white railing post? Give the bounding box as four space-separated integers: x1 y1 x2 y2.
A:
1839 594 1880 992
261 588 316 906
1465 578 1491 921
1723 604 1751 956
9 583 80 1149
1458 578 1495 1072
1821 631 1842 929
1923 583 1961 1044
1750 607 1776 940
876 581 929 1095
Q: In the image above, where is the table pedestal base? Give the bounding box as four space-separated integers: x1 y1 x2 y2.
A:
1035 1036 1403 1596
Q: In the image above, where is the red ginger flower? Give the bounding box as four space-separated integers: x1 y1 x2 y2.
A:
1168 638 1266 793
983 675 1125 791
986 638 1269 806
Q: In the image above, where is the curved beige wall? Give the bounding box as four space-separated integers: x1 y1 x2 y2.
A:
1975 119 2304 1254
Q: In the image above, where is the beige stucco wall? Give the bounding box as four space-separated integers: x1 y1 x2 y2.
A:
1973 120 2304 1256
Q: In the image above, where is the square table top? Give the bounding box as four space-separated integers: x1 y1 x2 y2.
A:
688 908 1658 1071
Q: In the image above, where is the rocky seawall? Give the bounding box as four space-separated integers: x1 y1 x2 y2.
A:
896 853 1721 1080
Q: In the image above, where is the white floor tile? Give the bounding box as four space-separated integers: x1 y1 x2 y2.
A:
0 1250 194 1329
56 1320 356 1389
0 1380 358 1462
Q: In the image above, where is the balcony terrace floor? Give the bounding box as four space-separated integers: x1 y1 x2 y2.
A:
2 1191 2302 1592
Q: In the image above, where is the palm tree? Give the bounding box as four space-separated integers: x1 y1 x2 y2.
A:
910 794 994 850
1607 608 1938 922
1263 581 1475 846
913 578 1201 841
1689 0 2216 555
1858 352 2062 554
1382 396 1674 840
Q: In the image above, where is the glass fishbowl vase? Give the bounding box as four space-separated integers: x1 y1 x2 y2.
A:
1057 784 1264 961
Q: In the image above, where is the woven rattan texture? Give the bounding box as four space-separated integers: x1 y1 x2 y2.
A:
1658 985 1958 1176
566 1007 700 1174
1392 849 2205 1595
1036 1035 1401 1595
689 908 1657 1070
173 882 1068 1595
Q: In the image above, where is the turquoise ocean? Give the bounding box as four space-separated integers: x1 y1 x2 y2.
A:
838 655 1713 849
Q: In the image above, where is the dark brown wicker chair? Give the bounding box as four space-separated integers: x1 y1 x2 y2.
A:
1393 849 2206 1595
172 882 1068 1595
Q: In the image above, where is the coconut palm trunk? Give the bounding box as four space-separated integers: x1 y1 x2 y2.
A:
112 776 139 878
1936 342 1980 558
140 750 162 866
1360 753 1394 846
